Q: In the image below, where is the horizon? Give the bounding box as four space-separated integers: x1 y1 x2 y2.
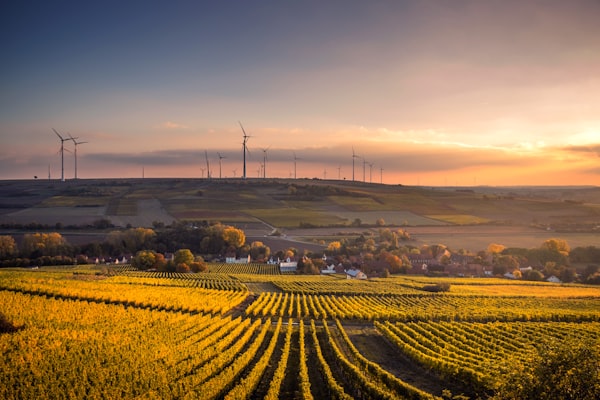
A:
1 1 599 186
2 176 597 190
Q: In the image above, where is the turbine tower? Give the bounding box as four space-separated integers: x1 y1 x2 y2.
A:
52 128 70 182
362 157 367 182
217 152 226 179
239 121 251 179
204 150 211 179
293 152 301 179
352 147 360 182
260 146 270 179
69 135 88 180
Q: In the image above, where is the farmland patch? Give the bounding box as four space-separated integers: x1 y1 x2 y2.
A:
332 210 447 226
3 206 106 226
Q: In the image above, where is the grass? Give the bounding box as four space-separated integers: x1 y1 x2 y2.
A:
426 214 490 224
38 196 109 207
244 208 346 227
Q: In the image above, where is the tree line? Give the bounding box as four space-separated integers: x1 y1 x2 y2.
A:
1 222 599 284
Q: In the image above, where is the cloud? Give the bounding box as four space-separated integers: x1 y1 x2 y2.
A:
156 121 189 130
560 144 600 157
86 149 203 166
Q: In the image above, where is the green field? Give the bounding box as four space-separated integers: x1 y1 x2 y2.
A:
1 265 599 399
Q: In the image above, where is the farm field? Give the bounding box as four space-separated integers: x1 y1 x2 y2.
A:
1 265 599 399
1 179 600 253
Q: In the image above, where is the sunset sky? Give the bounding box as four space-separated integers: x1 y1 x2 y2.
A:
1 1 599 186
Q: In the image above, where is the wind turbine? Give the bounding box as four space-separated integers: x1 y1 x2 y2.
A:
52 129 70 182
380 167 384 184
260 146 270 179
204 150 211 179
352 147 360 182
217 152 226 179
368 162 374 183
362 157 367 182
232 168 237 178
239 121 251 179
69 135 88 180
293 152 301 179
337 166 342 180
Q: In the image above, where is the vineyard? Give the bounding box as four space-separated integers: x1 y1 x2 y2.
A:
1 265 600 399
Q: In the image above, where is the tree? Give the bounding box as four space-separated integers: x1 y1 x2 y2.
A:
222 226 246 249
523 269 545 281
493 338 600 400
376 218 385 226
190 256 207 272
487 243 506 254
0 235 17 259
21 232 68 257
131 250 156 270
385 253 403 274
249 241 270 262
106 227 156 254
326 241 342 254
541 238 570 256
153 253 167 271
174 249 194 266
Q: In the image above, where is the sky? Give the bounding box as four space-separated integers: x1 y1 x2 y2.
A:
1 0 599 186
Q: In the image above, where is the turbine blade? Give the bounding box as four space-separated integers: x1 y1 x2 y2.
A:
52 128 64 140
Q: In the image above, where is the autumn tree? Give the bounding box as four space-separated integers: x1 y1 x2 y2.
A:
326 241 342 254
0 235 17 259
487 243 506 254
248 241 270 262
131 250 156 270
537 238 571 267
190 256 207 272
174 249 194 266
21 232 68 257
222 226 246 249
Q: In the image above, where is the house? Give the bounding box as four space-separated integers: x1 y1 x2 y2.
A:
226 255 251 264
321 264 337 274
547 275 562 283
279 257 298 273
345 269 367 280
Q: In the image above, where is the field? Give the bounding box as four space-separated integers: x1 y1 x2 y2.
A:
1 179 600 252
1 265 599 399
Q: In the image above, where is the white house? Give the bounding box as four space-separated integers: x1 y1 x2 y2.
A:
226 255 251 264
321 264 337 274
279 257 298 273
547 275 562 283
345 269 367 280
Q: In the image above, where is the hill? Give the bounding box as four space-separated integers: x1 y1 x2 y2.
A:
1 178 599 252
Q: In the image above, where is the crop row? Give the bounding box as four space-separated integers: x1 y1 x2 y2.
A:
208 262 281 275
116 271 247 291
245 291 600 322
0 270 247 315
1 290 436 399
375 319 600 391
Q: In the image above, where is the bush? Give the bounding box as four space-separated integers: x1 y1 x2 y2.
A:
422 282 451 292
176 263 190 273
